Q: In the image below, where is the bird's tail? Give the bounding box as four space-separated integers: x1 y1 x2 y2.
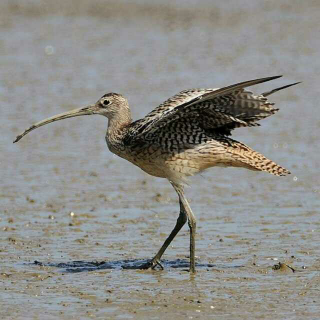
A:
227 140 290 176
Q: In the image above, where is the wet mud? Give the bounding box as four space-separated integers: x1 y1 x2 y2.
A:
1 0 320 319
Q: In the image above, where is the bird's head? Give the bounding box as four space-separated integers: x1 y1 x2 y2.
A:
13 92 130 143
95 93 129 119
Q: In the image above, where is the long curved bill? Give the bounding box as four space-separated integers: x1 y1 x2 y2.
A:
13 104 95 143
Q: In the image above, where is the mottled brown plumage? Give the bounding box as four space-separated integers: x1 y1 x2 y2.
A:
14 76 299 273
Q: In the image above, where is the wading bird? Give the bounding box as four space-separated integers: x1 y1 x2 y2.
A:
14 76 299 273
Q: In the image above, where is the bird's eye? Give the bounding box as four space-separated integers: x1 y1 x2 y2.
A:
102 100 110 106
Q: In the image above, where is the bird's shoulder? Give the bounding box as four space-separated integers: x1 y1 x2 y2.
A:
154 88 216 110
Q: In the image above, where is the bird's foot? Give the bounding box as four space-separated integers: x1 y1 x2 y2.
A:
139 259 164 270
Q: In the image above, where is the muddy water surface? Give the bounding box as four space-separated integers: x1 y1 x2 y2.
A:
1 1 320 319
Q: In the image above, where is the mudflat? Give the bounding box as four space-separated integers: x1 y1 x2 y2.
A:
1 1 319 319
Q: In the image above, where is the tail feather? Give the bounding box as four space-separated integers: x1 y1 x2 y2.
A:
227 141 290 176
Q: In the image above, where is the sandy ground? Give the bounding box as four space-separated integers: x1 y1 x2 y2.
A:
1 0 320 319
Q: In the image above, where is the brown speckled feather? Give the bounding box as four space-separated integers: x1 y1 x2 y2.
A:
128 76 282 140
116 76 298 183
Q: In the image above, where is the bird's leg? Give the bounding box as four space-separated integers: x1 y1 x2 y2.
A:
139 198 187 270
172 183 197 273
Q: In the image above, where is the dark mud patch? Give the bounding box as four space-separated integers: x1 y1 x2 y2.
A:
272 262 296 273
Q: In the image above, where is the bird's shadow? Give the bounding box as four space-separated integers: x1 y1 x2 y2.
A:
30 259 225 273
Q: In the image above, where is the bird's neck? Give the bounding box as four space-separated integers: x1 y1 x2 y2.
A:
106 110 132 153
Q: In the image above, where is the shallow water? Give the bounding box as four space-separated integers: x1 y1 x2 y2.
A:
1 0 320 319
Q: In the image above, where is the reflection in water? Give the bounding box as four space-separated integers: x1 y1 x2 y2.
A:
31 259 217 272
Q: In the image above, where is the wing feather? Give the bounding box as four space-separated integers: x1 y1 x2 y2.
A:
128 76 298 141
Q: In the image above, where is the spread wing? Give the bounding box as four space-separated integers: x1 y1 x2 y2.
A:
127 76 299 141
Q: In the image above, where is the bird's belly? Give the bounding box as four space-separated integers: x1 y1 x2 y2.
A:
134 161 167 178
113 147 168 179
124 148 217 183
113 142 234 184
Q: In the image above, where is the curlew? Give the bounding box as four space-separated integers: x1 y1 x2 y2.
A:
14 76 299 273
